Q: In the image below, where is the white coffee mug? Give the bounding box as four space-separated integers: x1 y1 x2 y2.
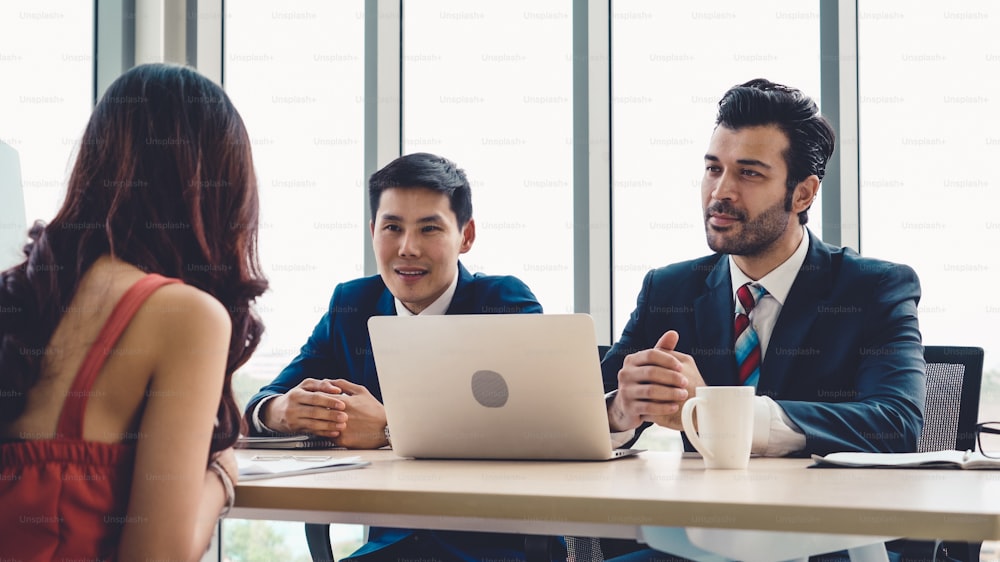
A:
681 386 754 469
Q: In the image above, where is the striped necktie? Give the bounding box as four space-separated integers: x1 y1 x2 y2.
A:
734 282 767 386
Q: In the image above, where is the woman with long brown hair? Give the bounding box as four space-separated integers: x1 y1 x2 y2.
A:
0 63 267 561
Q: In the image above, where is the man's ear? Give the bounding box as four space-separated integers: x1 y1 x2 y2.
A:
792 175 820 215
369 220 375 238
459 218 476 254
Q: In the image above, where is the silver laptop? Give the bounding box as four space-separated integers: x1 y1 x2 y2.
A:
368 313 641 461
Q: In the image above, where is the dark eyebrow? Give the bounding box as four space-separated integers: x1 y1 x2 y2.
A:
737 158 771 169
703 154 772 169
380 213 444 223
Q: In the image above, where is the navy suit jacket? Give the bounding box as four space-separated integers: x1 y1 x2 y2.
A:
245 262 542 417
603 231 925 456
244 262 545 562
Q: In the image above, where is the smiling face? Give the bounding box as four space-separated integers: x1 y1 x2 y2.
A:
701 124 817 274
371 187 475 314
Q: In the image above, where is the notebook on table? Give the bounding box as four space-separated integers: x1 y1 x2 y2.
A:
236 434 340 450
237 453 369 481
368 313 641 461
811 450 1000 470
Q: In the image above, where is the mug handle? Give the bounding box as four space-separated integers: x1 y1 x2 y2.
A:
681 397 713 462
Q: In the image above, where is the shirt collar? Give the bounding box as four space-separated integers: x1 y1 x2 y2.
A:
728 226 810 306
394 269 460 316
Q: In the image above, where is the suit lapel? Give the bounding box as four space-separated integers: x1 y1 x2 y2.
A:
444 262 473 314
759 232 833 396
368 282 397 395
695 257 739 386
375 285 396 316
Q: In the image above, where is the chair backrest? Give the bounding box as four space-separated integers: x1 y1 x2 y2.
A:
918 346 984 453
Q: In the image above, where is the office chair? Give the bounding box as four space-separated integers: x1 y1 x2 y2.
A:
304 523 337 562
918 346 984 453
890 345 984 562
568 345 987 562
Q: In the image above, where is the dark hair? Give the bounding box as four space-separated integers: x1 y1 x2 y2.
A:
368 152 473 226
715 78 836 224
0 63 267 454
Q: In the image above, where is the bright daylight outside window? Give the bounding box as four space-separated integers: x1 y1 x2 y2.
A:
403 0 575 315
224 1 365 560
611 0 821 339
857 1 1000 425
0 1 93 246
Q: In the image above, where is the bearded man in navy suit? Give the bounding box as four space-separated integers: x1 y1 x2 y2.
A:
605 78 924 458
596 79 928 561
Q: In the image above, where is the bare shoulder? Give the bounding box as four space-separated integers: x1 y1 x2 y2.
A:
137 283 232 354
147 283 229 325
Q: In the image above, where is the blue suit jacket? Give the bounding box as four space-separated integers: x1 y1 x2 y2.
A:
603 231 925 456
244 262 545 562
245 262 542 414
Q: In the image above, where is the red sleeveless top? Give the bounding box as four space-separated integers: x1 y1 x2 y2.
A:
0 274 181 562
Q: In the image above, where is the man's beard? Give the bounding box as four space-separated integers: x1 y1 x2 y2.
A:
704 194 792 257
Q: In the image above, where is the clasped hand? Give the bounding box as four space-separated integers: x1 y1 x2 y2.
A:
609 330 705 432
263 378 388 448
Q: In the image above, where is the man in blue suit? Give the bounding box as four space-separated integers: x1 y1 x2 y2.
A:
244 152 555 562
597 79 926 561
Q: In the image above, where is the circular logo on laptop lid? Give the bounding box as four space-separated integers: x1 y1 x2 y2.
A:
471 370 509 408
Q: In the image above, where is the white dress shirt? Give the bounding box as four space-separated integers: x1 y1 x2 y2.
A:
728 226 810 456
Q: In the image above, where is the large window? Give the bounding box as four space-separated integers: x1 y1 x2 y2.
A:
610 0 822 451
0 1 93 247
225 0 366 396
402 0 575 313
224 2 366 559
858 1 1000 422
611 0 822 338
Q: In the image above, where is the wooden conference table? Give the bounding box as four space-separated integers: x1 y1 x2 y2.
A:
232 449 1000 557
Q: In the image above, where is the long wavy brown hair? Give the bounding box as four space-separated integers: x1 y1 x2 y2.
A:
0 63 268 454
